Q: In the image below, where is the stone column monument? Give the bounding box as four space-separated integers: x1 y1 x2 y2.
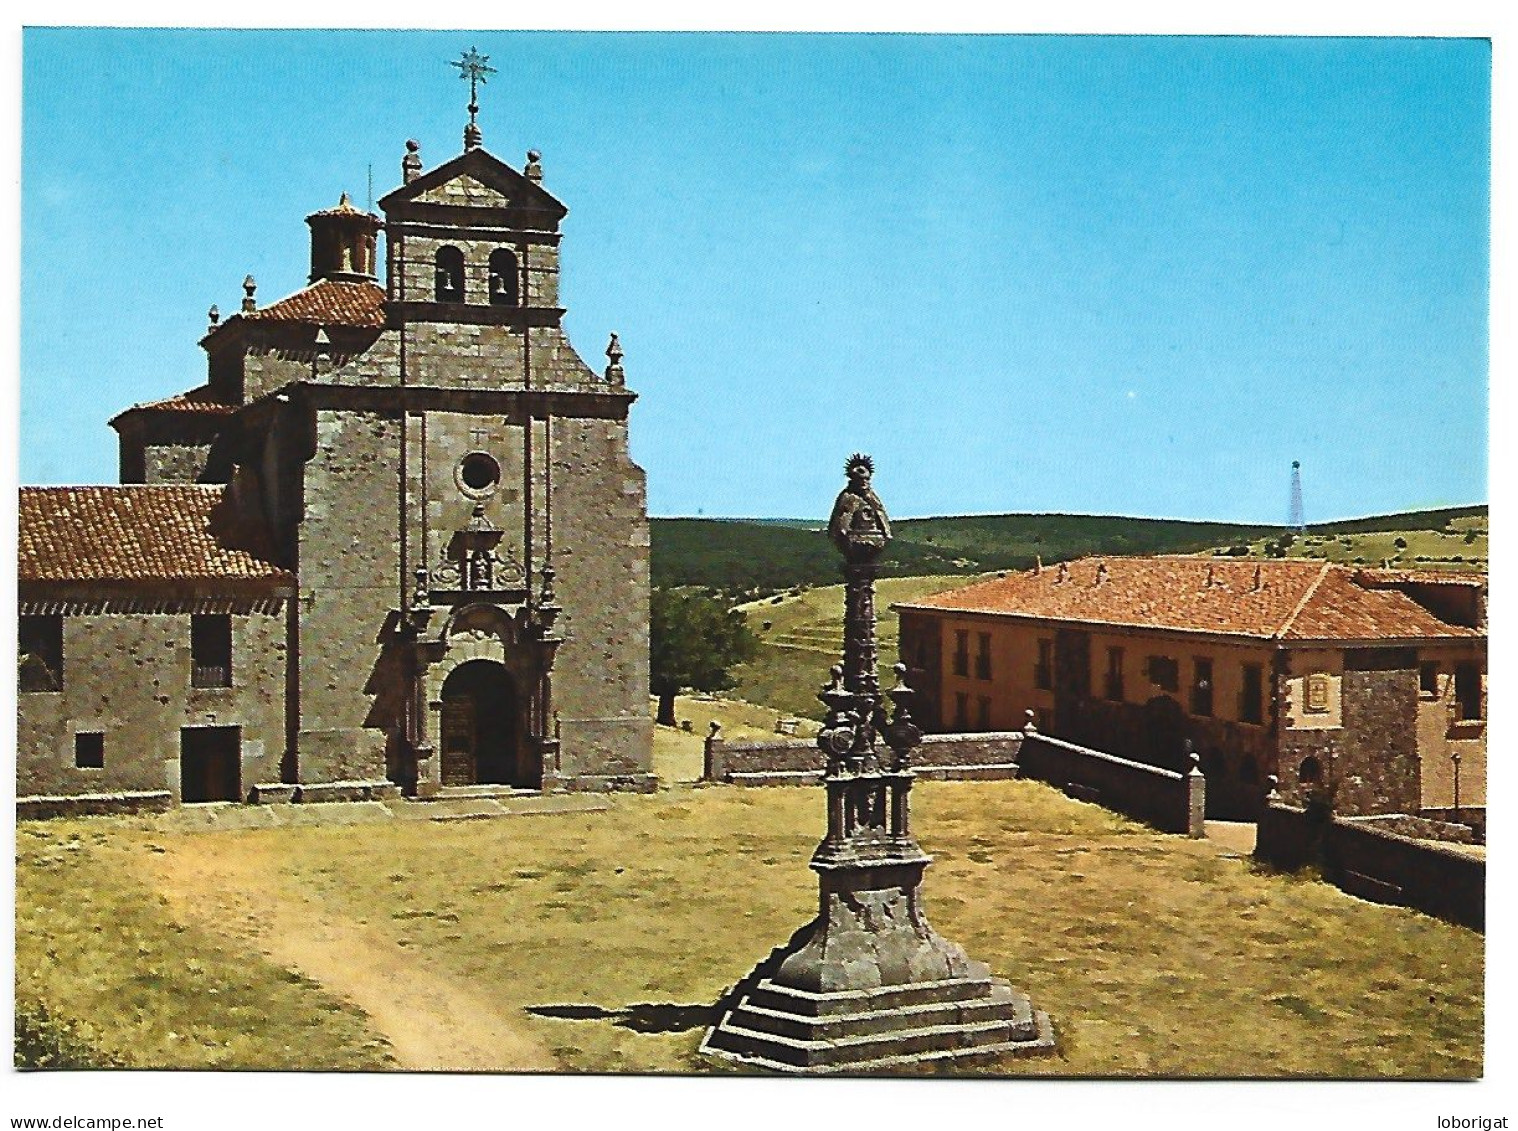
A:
700 455 1056 1073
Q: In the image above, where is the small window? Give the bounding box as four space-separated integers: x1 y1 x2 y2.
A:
191 615 232 688
1190 658 1213 717
1104 647 1125 701
1297 756 1322 784
1035 639 1054 691
1239 663 1264 724
1454 662 1483 722
488 248 520 307
74 732 104 770
975 633 992 680
1146 655 1179 693
953 692 969 730
434 246 465 303
952 631 969 677
19 614 63 692
976 696 992 730
1305 673 1330 714
1419 661 1440 697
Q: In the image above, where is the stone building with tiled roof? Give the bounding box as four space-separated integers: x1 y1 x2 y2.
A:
895 556 1486 818
20 123 653 805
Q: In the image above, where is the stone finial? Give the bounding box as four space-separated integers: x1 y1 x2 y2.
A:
708 720 722 739
241 275 257 313
1056 561 1069 584
1265 774 1281 802
1253 563 1263 591
1186 741 1203 777
1206 563 1216 588
605 332 625 384
412 567 430 610
403 139 423 184
207 304 219 328
1095 561 1108 586
525 149 543 183
1034 555 1042 575
1024 708 1038 734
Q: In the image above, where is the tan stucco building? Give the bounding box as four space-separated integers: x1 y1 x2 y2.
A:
896 557 1485 819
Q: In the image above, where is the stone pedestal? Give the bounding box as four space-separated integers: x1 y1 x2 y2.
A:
702 456 1056 1073
701 769 1055 1073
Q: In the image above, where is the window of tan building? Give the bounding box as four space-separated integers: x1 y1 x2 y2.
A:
1146 654 1179 693
1035 638 1053 691
1239 662 1264 724
1104 646 1124 701
1419 660 1440 698
975 632 992 680
953 630 969 677
976 696 992 730
954 692 969 730
1455 662 1483 721
1190 658 1213 717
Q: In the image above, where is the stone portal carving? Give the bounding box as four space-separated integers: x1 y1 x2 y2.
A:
700 455 1057 1073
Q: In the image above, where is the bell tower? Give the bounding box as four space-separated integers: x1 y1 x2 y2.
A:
305 193 382 282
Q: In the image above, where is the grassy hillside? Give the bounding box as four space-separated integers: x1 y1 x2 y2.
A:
652 506 1487 595
650 518 972 594
729 575 975 719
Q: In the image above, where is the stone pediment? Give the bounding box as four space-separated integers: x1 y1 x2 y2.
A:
378 147 567 222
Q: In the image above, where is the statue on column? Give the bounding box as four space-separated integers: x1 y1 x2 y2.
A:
827 453 891 563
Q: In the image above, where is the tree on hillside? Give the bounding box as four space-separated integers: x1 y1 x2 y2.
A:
649 588 760 727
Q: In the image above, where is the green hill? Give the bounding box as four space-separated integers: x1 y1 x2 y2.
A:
650 506 1488 596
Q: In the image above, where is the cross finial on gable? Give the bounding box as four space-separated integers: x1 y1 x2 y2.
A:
451 47 497 151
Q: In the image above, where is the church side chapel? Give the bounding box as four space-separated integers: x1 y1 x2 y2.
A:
18 52 655 805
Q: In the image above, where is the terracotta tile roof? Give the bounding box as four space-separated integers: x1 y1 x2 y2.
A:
900 557 1483 642
1352 567 1487 587
19 486 290 584
111 385 238 421
242 279 386 328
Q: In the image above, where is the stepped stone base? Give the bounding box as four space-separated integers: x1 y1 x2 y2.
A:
701 852 1056 1074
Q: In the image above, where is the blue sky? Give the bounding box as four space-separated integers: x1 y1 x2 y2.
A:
21 30 1489 522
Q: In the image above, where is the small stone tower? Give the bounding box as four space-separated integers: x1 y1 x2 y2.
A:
305 193 382 282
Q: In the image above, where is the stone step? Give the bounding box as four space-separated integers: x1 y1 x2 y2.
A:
418 785 540 801
703 1012 1057 1076
703 1010 1046 1070
727 985 1036 1043
745 975 1001 1017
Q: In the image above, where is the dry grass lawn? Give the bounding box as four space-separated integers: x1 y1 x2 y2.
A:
15 780 1482 1077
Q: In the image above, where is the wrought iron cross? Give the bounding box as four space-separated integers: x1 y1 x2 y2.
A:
451 47 497 128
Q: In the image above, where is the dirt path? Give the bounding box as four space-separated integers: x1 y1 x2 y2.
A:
124 836 556 1072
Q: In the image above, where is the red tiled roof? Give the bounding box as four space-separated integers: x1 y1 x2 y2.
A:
19 486 290 584
900 557 1483 642
111 385 238 422
242 279 386 328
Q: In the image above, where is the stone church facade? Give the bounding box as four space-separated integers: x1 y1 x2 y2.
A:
19 132 655 803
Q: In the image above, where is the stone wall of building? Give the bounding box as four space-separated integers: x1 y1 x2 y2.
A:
544 412 653 785
1278 648 1421 816
16 602 286 800
294 407 403 783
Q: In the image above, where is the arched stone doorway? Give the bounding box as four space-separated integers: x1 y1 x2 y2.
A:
1141 694 1187 771
439 660 531 787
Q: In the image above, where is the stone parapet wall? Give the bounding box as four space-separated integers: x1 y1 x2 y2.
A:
1016 733 1205 837
18 791 175 820
1255 800 1484 931
705 732 1025 784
